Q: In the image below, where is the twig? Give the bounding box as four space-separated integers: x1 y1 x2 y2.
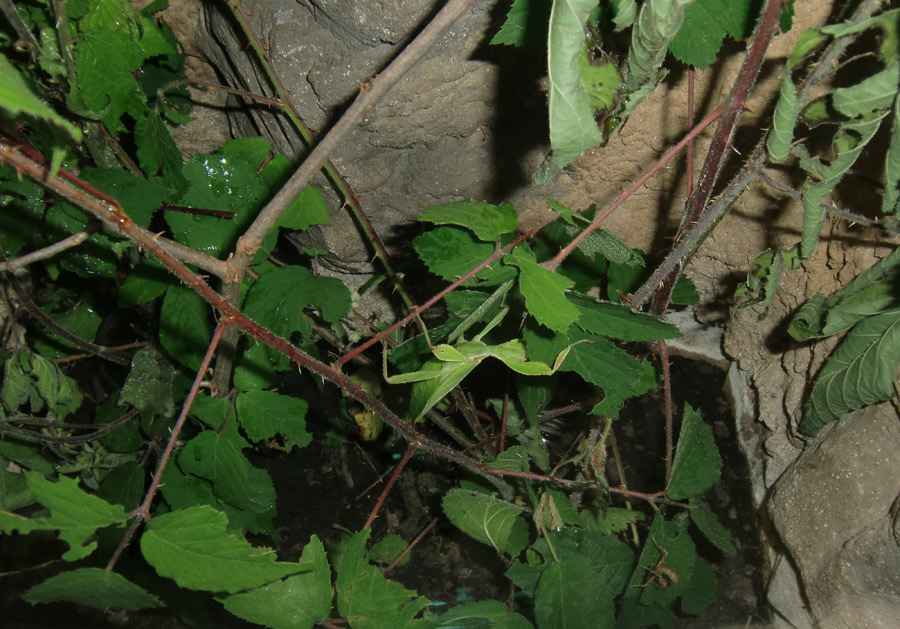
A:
106 322 227 572
0 230 93 272
230 0 477 272
648 0 783 315
385 517 438 573
546 106 725 271
659 341 674 485
0 408 140 444
629 143 767 308
0 136 229 279
364 446 415 530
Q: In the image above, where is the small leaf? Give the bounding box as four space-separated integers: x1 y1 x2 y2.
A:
802 308 900 436
442 489 529 556
534 559 616 629
141 505 302 593
179 431 276 514
24 568 161 612
667 405 721 500
688 497 736 556
419 199 517 241
414 226 514 286
507 252 579 333
335 530 429 629
539 0 604 181
219 536 332 629
236 391 312 452
570 294 681 341
679 558 718 615
0 53 81 142
160 285 212 371
243 265 350 340
422 600 533 628
767 73 801 163
0 472 126 561
832 63 900 118
884 94 900 216
491 0 551 47
669 0 754 70
119 347 175 417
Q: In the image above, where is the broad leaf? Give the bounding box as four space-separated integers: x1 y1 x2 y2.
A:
236 391 312 452
422 600 533 628
335 530 429 629
160 285 212 371
179 431 276 514
507 252 579 332
24 568 161 612
414 226 515 286
571 294 681 341
534 558 615 628
802 308 900 436
442 489 529 556
669 0 754 70
666 405 721 500
220 536 332 629
0 472 126 561
0 53 81 141
688 497 736 556
141 506 302 593
419 200 517 241
119 347 175 417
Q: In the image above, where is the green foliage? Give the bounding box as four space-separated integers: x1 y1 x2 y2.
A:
442 489 530 556
24 568 162 612
668 0 755 70
666 404 722 500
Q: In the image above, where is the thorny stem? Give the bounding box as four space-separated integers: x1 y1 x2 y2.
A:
229 0 477 276
385 517 438 573
337 227 543 367
364 446 415 530
659 341 674 485
0 229 92 272
648 0 784 316
106 321 228 572
546 106 725 271
0 137 515 499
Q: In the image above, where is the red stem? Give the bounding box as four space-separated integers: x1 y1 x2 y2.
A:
385 517 438 572
364 446 415 530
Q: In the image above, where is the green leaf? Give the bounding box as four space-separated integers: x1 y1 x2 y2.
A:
623 515 696 607
767 71 801 162
118 347 175 417
141 505 302 593
442 489 529 556
179 431 276 514
160 285 212 371
32 302 102 360
414 226 515 286
118 257 174 307
884 94 900 216
73 28 145 126
507 252 579 332
544 527 635 598
419 200 517 241
679 558 718 615
243 265 350 341
261 185 330 256
0 53 81 142
832 64 900 118
96 461 145 511
0 472 126 561
538 0 603 182
0 460 34 511
236 391 312 452
219 536 332 629
802 308 900 436
81 167 170 229
688 497 736 556
134 111 188 194
534 558 615 628
1 352 82 419
666 405 721 500
789 245 900 341
422 600 533 628
491 0 551 47
335 530 429 629
669 0 753 70
367 533 411 566
570 294 681 341
0 438 55 476
24 568 161 612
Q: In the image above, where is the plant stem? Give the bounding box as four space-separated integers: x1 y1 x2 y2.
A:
648 0 783 316
106 321 228 572
364 446 415 530
546 106 724 271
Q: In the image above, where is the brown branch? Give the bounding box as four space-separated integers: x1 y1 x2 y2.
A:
229 0 477 275
0 408 140 444
648 0 783 316
0 229 92 272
